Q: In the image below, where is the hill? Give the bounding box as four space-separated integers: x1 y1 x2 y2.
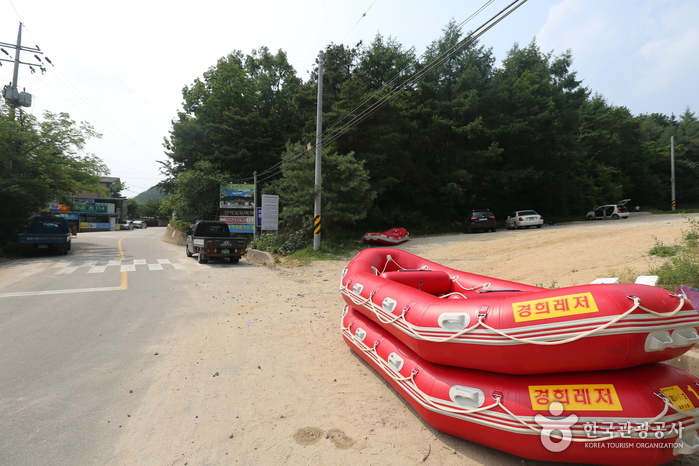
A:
132 185 169 203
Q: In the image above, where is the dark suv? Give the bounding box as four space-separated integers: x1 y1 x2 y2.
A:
465 209 497 233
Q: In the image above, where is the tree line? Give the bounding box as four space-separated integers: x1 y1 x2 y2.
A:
161 21 698 235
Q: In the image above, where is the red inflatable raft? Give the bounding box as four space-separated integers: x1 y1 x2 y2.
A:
342 306 699 465
340 248 699 374
362 228 409 245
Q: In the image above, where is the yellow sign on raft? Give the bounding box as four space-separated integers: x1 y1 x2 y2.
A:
529 384 623 411
512 292 599 322
661 385 696 411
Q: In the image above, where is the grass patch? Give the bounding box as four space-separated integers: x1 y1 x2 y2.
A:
648 216 699 290
648 238 681 257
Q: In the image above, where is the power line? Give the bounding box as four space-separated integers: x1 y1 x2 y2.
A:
250 0 525 185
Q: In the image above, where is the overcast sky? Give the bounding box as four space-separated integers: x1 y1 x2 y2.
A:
1 0 697 197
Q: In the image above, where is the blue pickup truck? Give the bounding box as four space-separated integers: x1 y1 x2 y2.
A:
17 216 72 256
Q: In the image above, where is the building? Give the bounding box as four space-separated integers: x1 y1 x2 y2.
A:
50 177 128 232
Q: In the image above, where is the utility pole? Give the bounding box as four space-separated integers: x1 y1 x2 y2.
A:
313 52 324 251
1 22 47 111
1 22 49 172
671 136 676 211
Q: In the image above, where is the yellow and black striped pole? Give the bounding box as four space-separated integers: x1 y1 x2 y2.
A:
314 215 321 235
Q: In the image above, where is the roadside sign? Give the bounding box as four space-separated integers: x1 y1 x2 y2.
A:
261 194 279 231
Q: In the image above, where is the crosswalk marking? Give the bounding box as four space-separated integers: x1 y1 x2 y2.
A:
44 259 188 275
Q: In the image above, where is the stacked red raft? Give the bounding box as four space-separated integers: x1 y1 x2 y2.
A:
340 248 699 465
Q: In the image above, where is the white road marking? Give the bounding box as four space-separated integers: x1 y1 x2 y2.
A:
0 287 122 298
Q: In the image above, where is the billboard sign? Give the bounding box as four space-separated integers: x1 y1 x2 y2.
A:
220 184 254 209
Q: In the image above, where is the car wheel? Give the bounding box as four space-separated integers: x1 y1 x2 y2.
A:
198 252 207 264
230 257 239 264
186 244 193 257
587 215 594 220
612 214 619 219
537 225 542 228
467 225 472 234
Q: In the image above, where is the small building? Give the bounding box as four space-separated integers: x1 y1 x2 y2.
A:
50 177 128 232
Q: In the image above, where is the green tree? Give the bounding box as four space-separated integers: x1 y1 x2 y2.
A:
162 48 303 189
484 42 588 217
140 198 164 219
166 161 230 228
268 144 375 234
0 106 106 245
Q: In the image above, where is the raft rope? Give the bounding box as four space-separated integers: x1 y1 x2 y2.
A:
340 257 688 345
343 322 691 442
341 283 687 345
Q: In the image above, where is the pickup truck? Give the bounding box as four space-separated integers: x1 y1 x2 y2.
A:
17 216 72 256
185 220 247 264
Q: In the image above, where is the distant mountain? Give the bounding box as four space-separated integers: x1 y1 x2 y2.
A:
132 185 169 203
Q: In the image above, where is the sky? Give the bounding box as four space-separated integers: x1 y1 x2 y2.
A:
1 0 697 198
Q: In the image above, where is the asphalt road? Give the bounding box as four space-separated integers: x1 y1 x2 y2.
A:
0 227 235 465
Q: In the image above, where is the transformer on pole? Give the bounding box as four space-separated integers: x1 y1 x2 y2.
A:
1 22 45 108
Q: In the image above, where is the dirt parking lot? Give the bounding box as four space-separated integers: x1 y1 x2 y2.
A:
109 213 699 466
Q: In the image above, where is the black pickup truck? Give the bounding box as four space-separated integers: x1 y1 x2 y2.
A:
17 216 72 256
185 220 247 264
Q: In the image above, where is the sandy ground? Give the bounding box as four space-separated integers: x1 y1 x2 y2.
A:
108 213 699 466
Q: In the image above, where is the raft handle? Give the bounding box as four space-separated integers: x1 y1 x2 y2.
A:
382 297 397 313
449 386 485 408
354 327 367 342
670 328 699 347
387 352 404 372
438 313 471 330
675 432 699 456
645 331 674 352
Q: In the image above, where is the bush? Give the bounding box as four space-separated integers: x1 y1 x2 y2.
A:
251 230 311 256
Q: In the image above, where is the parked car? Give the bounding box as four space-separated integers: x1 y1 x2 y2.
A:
464 209 497 233
506 210 544 229
119 220 134 230
132 220 147 229
586 200 630 220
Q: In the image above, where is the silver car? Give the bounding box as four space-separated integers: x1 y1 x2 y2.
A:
505 210 544 229
132 220 147 229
